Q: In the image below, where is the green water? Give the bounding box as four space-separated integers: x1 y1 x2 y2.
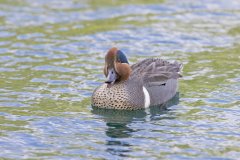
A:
0 0 240 159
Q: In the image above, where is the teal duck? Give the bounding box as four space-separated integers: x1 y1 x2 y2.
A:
92 47 182 110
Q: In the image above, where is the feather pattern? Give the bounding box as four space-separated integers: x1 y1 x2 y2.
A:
130 58 182 87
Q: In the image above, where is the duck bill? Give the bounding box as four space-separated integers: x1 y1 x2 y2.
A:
105 68 117 84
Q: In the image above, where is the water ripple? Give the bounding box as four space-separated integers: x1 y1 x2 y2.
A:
0 0 240 159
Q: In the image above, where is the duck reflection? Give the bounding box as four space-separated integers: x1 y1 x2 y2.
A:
91 93 179 157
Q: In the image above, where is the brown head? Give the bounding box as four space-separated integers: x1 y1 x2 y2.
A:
104 47 132 84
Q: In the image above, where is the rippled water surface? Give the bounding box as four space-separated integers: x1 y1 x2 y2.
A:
0 0 240 159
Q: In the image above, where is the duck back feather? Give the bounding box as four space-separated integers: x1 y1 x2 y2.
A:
130 58 182 106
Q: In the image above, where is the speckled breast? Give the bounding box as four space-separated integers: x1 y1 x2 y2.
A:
91 82 144 110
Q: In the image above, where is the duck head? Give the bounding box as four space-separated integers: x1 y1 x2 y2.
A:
104 47 132 84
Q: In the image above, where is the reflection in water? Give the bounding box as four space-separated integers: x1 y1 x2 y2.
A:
92 93 179 157
105 123 134 157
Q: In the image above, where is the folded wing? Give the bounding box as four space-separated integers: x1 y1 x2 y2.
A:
131 58 182 87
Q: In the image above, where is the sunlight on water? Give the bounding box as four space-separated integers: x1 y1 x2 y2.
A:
0 0 240 159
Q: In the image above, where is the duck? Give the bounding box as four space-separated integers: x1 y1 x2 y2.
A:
91 47 182 110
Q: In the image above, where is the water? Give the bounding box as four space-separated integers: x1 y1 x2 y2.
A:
0 0 240 159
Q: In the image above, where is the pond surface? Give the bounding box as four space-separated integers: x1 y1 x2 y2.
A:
0 0 240 159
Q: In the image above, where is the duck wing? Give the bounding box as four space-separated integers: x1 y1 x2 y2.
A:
131 58 182 87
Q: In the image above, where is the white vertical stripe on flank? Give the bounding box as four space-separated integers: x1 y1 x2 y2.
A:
143 86 150 108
